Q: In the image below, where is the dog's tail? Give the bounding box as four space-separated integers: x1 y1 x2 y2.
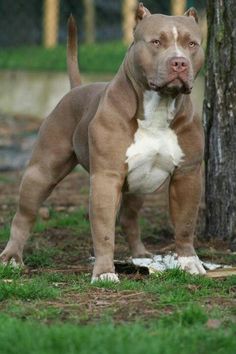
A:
67 15 81 89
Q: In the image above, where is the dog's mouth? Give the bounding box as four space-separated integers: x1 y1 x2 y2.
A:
148 77 192 96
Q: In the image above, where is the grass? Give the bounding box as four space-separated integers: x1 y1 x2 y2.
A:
0 278 59 302
34 207 90 235
24 248 59 268
0 204 236 353
0 266 235 353
0 175 14 184
91 269 236 305
0 42 127 74
0 207 90 242
0 264 22 279
0 309 235 354
0 224 11 241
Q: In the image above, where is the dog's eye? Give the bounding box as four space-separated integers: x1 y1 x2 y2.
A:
189 41 198 48
151 39 161 47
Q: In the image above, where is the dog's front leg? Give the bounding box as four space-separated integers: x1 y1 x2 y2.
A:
90 171 124 282
169 165 206 274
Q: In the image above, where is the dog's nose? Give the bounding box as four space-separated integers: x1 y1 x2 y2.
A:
170 57 188 73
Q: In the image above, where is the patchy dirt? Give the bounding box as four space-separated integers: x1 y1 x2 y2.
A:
47 288 161 324
0 153 236 326
0 168 235 270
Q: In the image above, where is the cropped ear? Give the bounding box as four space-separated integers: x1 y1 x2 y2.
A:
184 7 198 23
135 2 151 23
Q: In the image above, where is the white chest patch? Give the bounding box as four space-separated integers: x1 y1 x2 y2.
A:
126 91 184 194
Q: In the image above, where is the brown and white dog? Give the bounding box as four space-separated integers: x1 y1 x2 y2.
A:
0 4 206 281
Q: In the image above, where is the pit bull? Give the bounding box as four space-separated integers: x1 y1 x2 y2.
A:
0 3 206 281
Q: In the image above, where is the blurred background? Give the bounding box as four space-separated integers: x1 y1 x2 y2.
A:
0 0 206 171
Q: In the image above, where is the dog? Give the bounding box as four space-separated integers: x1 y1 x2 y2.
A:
0 3 206 281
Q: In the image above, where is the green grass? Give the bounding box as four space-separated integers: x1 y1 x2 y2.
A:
34 207 90 235
0 205 235 353
0 223 10 241
0 264 22 279
0 311 235 354
0 267 235 353
3 303 62 322
0 208 90 242
24 248 59 268
91 269 236 305
0 265 59 302
0 42 127 73
0 175 14 184
0 277 59 301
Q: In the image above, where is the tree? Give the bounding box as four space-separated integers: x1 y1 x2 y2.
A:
43 0 60 48
83 0 95 44
122 0 137 44
170 0 186 16
204 0 236 243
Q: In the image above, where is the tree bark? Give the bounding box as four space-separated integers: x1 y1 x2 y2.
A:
204 0 236 242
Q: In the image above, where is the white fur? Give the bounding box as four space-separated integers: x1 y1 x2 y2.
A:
178 256 206 275
91 273 120 283
172 26 185 57
2 258 22 268
126 91 184 194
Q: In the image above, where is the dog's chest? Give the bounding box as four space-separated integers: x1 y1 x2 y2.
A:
126 92 184 194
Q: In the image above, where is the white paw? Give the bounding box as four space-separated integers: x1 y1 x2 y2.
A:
1 258 23 268
178 255 206 275
91 272 120 283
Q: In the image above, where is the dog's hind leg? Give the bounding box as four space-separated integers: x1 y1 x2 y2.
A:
120 193 152 258
0 139 77 266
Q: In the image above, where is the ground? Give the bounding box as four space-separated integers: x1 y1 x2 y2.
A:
0 164 236 354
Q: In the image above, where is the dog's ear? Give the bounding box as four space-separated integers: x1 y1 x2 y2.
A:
135 2 151 23
184 7 198 23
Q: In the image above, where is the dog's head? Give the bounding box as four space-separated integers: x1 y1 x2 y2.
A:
130 3 204 96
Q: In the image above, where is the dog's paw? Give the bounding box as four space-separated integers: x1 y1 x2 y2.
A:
91 272 120 284
0 256 24 268
178 255 206 275
0 248 24 268
1 258 23 268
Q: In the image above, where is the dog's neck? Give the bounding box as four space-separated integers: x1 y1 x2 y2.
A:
143 91 176 129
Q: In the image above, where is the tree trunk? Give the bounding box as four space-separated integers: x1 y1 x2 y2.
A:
170 0 186 16
43 0 60 48
122 0 137 44
83 0 95 44
204 0 236 242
